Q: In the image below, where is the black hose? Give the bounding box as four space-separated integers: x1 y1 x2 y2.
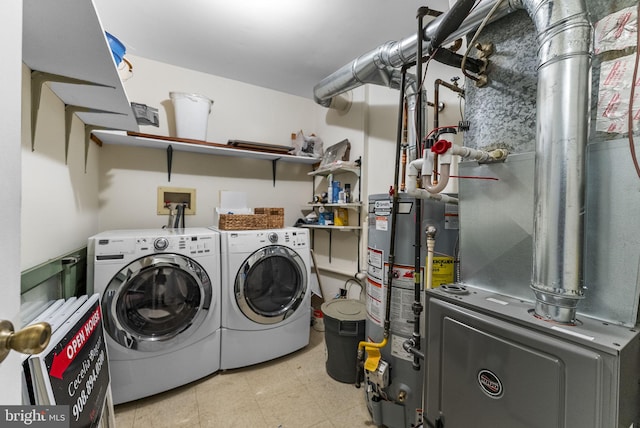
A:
424 0 477 54
174 204 183 228
432 49 483 74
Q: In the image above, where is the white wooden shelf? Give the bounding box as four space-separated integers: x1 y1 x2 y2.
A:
23 0 138 133
93 131 320 164
306 157 363 269
300 224 362 231
93 130 319 184
307 203 362 208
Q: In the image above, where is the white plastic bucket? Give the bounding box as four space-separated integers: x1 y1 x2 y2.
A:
170 92 214 141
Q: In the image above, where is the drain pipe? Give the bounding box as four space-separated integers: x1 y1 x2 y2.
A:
402 225 437 361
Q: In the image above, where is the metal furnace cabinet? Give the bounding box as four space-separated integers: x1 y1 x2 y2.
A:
424 287 640 428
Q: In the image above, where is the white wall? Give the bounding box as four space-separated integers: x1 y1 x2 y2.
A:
1 0 24 404
98 56 322 231
19 48 464 303
123 55 319 146
20 65 101 270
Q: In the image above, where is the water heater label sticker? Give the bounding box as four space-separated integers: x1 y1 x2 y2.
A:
386 263 420 288
390 334 413 362
551 326 595 341
594 6 637 55
367 248 384 281
375 216 389 230
390 288 417 336
366 276 384 327
486 297 508 305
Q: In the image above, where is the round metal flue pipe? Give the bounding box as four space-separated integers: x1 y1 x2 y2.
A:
518 0 592 324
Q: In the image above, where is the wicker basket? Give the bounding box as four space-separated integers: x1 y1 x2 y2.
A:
218 213 268 230
254 207 285 229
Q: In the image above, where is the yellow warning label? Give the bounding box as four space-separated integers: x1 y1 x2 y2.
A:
429 257 455 287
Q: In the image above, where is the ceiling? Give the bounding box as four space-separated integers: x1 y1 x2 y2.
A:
93 0 451 100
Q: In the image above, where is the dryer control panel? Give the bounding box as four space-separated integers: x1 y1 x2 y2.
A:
226 228 308 252
286 230 309 248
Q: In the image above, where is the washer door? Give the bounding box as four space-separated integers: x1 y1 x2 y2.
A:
235 245 307 324
101 254 212 351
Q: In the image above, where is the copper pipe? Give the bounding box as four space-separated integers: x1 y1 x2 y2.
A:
431 79 465 185
401 100 408 192
401 146 408 192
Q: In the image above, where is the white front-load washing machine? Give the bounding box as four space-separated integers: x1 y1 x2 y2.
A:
213 227 311 369
88 228 221 404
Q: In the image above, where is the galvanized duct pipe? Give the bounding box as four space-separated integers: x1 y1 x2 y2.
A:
519 0 591 323
313 0 516 106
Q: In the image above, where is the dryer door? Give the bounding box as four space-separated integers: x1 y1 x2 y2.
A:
101 253 212 351
235 245 307 324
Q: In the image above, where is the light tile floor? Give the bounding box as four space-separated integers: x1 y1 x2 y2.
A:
113 328 373 428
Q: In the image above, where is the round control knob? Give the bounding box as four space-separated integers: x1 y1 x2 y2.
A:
154 237 169 251
268 232 278 243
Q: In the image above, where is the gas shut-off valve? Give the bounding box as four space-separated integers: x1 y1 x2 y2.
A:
366 359 390 391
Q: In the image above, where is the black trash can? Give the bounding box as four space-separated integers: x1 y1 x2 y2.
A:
321 299 367 383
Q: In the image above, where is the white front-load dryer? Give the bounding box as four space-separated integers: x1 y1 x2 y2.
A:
88 228 221 404
213 227 311 369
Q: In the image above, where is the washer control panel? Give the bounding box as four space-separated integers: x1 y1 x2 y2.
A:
93 229 219 259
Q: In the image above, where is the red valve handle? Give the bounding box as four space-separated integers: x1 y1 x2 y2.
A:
431 139 452 154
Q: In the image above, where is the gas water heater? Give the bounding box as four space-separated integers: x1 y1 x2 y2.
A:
365 193 458 428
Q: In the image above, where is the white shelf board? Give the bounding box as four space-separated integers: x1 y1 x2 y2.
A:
93 131 321 164
23 0 138 131
307 203 362 208
300 224 362 231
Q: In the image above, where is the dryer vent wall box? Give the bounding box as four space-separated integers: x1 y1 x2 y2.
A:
158 186 196 215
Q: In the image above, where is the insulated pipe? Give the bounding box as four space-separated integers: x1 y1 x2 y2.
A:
517 0 591 324
424 0 477 54
313 0 515 106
